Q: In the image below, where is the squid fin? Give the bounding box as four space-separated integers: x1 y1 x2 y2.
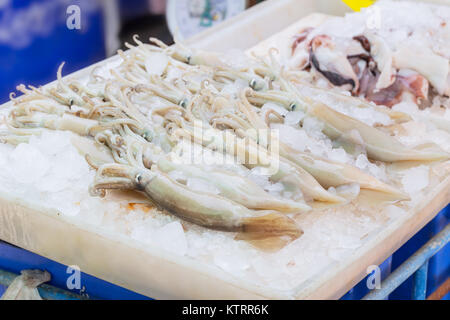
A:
235 213 303 251
242 236 298 252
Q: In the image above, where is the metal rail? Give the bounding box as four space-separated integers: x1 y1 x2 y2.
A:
363 224 450 300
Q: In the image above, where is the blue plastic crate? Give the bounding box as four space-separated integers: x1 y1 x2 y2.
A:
341 205 449 300
1 206 447 300
340 256 392 300
389 206 449 299
0 241 149 300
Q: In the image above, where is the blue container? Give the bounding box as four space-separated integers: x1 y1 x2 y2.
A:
0 241 149 299
0 0 106 103
388 206 449 299
0 208 447 299
340 256 392 300
341 205 449 300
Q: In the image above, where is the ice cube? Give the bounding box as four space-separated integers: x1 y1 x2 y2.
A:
328 147 349 163
272 124 308 152
145 52 168 76
336 183 360 200
285 111 305 126
9 143 49 184
302 116 325 140
153 221 188 256
247 167 271 188
252 256 285 279
355 154 369 170
401 165 429 195
79 197 107 225
29 131 72 156
213 250 251 276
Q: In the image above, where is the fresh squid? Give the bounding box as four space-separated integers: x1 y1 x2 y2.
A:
157 156 311 213
309 35 360 92
97 128 311 213
91 163 303 248
289 23 450 107
173 121 346 203
3 32 448 254
246 83 448 162
241 89 409 200
308 101 449 162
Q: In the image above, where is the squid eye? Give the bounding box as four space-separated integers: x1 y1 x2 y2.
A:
250 78 265 91
135 173 147 190
179 98 188 108
289 103 297 111
142 130 153 142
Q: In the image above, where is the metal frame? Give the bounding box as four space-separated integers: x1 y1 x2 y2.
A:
363 224 450 300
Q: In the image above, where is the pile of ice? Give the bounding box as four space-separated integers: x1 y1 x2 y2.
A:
311 0 450 60
392 101 450 153
0 127 428 292
296 86 393 127
0 86 443 292
0 131 95 216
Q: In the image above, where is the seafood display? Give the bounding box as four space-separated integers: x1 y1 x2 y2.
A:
1 27 448 251
0 0 448 299
287 1 450 109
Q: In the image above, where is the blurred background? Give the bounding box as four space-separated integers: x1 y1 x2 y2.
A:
0 0 265 103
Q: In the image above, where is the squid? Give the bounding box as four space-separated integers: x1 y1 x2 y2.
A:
173 121 345 203
288 23 450 108
393 45 449 96
247 81 448 162
309 35 360 92
157 156 311 213
308 101 449 162
99 129 311 213
241 90 409 200
91 163 303 248
4 33 448 254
